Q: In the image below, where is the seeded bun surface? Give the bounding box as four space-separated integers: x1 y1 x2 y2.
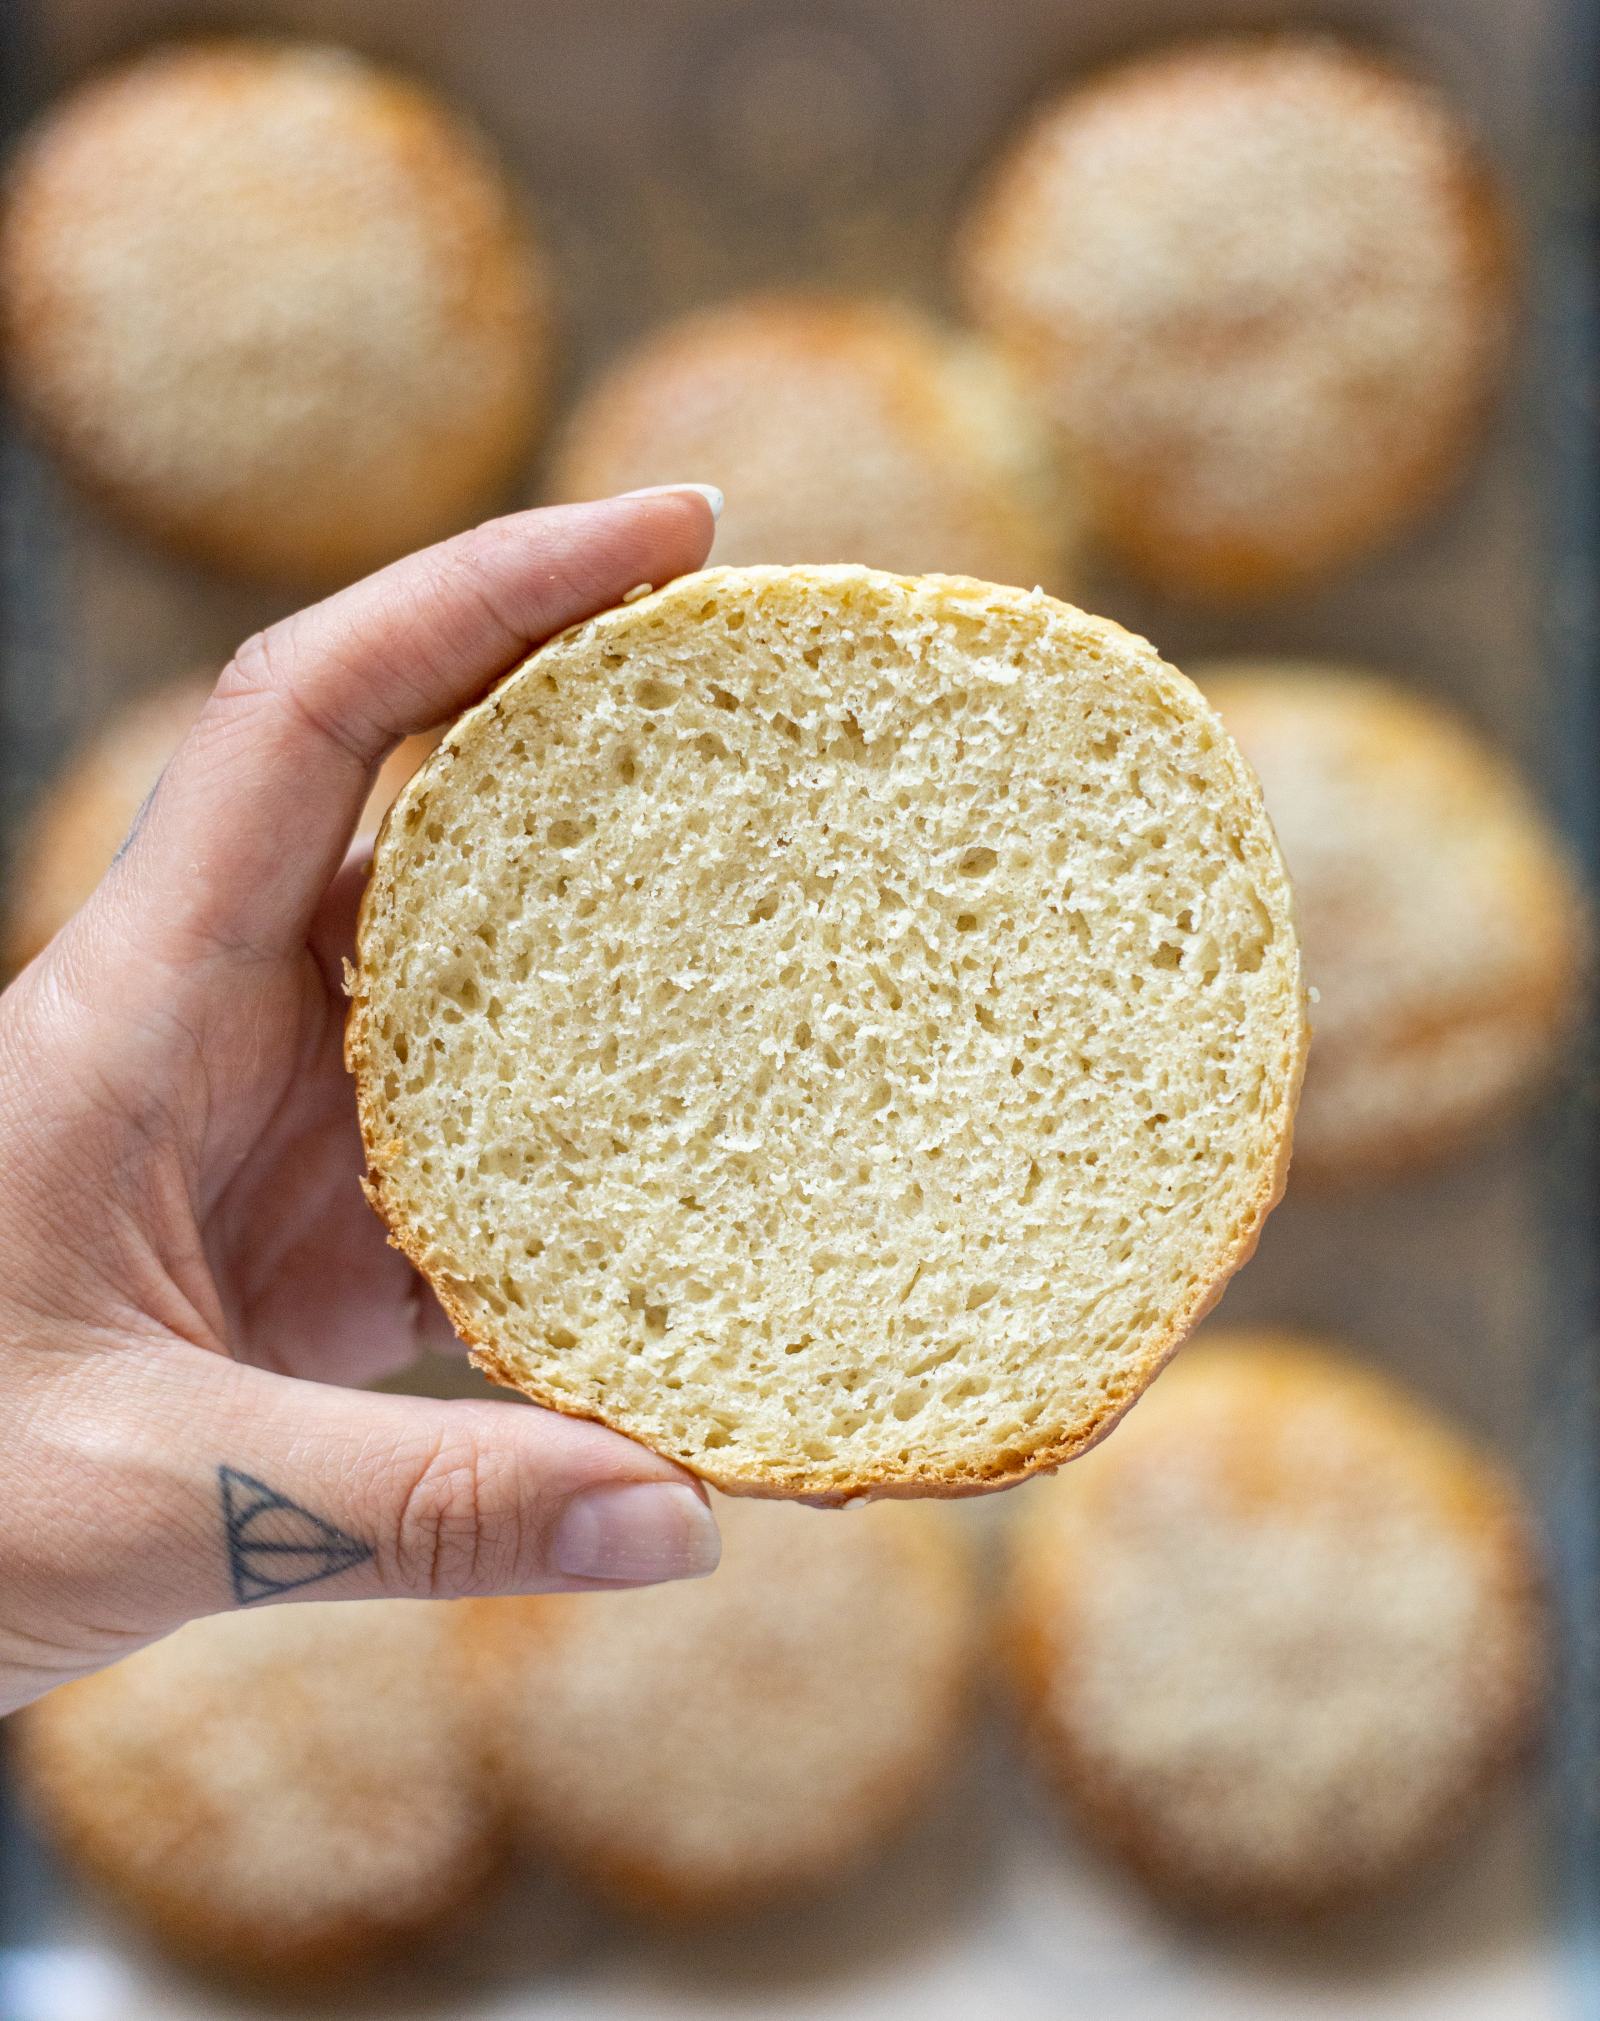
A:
15 1602 495 1980
551 293 1076 590
351 565 1305 1501
456 1499 974 1917
1007 1334 1544 1916
957 37 1512 599
1201 663 1585 1179
1 39 551 584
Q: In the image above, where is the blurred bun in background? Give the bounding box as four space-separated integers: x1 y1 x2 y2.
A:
0 39 553 585
4 677 207 972
958 37 1513 600
458 1500 976 1918
1007 1333 1544 1917
15 1602 497 1981
4 677 437 973
550 293 1077 589
1200 663 1586 1180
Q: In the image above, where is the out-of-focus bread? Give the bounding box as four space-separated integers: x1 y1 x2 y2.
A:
457 1499 974 1917
550 294 1076 590
1 39 551 584
350 564 1305 1501
1201 663 1585 1179
1008 1333 1544 1916
4 678 209 972
957 37 1513 599
4 677 435 972
14 1602 497 1980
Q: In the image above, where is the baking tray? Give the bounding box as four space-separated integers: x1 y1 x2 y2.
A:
0 0 1596 2016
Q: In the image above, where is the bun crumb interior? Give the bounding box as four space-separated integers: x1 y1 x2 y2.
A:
351 566 1305 1499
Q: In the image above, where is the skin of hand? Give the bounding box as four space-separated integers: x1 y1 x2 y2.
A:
0 492 725 1715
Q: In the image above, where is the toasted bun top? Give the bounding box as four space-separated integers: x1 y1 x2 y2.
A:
1201 662 1585 1176
1009 1332 1544 1911
958 36 1512 597
551 293 1075 591
458 1499 973 1912
1 38 551 582
17 1602 491 1965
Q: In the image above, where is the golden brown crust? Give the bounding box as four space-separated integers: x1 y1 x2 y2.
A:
13 1606 501 1983
453 1126 1291 1505
453 1503 976 1917
1201 665 1587 1180
367 963 1298 1503
348 565 1306 1503
13 1726 500 1983
1005 1334 1546 1917
550 291 1075 591
957 36 1515 601
1 38 552 586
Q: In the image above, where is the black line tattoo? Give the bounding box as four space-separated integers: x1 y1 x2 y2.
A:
219 1466 374 1606
111 776 162 866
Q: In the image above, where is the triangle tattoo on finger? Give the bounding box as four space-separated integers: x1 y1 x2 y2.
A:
219 1466 376 1606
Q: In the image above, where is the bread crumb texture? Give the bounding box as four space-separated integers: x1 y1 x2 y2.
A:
0 39 551 583
1008 1333 1544 1915
1202 663 1586 1179
351 566 1306 1499
958 36 1512 598
15 1602 494 1979
457 1498 974 1916
551 292 1077 591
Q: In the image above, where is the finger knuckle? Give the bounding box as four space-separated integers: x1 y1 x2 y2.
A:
386 1432 515 1598
219 622 288 703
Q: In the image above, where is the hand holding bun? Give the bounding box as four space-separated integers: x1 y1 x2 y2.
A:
0 496 724 1722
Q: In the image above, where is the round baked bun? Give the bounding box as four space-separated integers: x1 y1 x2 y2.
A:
457 1499 974 1916
4 678 435 972
957 37 1513 599
1 39 551 584
15 1602 497 1981
550 294 1076 590
350 565 1306 1501
1201 663 1585 1180
1008 1333 1544 1917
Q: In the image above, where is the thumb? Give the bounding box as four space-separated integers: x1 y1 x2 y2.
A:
63 1346 721 1637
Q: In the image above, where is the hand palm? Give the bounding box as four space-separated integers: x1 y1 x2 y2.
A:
199 862 428 1387
0 496 722 1714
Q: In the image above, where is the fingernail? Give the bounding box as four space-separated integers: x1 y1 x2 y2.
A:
620 482 724 523
552 1482 721 1584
